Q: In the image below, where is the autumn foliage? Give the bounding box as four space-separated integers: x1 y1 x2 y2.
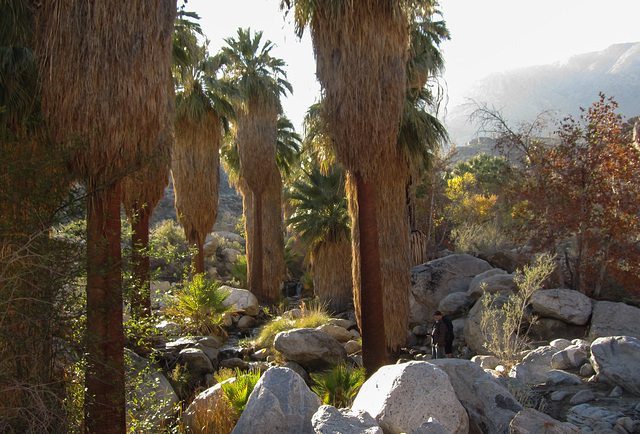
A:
512 95 640 297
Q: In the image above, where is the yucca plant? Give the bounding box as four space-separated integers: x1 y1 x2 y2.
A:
220 369 261 416
311 363 365 409
164 274 230 336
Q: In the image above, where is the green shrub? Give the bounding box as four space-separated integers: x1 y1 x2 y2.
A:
220 369 261 416
149 220 191 282
311 363 365 408
479 253 555 366
164 275 230 336
229 254 247 288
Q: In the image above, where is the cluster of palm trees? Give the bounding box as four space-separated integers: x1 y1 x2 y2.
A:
2 0 448 431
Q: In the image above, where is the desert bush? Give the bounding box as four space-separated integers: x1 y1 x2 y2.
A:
163 275 230 336
310 363 365 408
451 221 512 254
479 253 555 366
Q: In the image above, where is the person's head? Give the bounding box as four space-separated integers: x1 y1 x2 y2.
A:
434 310 443 320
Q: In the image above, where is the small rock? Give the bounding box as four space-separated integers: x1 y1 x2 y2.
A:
251 348 269 361
616 417 635 433
237 315 255 328
317 324 353 343
219 357 250 370
614 424 630 434
546 370 582 386
412 325 429 336
283 361 308 381
550 339 572 350
312 405 382 434
350 329 361 339
471 355 500 370
551 391 572 401
570 390 595 405
285 309 303 320
344 340 362 355
609 386 624 397
328 318 356 329
580 363 595 377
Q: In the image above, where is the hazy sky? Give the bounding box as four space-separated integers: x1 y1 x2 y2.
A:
187 0 640 130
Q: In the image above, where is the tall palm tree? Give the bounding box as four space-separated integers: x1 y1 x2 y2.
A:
36 1 176 430
221 114 301 301
281 0 409 373
220 28 292 304
287 166 352 312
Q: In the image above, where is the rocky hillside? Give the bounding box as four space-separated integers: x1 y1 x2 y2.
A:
446 42 640 146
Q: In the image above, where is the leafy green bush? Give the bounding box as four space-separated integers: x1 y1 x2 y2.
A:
479 253 555 366
311 363 365 408
163 275 230 336
230 255 247 288
149 220 192 282
220 369 261 416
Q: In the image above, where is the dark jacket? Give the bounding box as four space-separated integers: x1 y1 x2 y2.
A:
431 320 448 347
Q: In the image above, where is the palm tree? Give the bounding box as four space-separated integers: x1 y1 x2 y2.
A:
220 28 292 304
280 0 410 373
222 114 301 300
36 1 176 430
287 166 352 312
172 37 235 276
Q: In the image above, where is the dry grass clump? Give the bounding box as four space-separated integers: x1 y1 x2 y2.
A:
254 302 331 349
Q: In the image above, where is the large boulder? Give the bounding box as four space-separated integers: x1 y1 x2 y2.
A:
178 348 214 377
429 359 522 433
509 346 556 385
312 405 382 434
463 293 511 355
351 361 469 434
589 301 640 340
477 250 526 273
529 289 593 325
220 286 260 316
410 254 493 324
467 270 518 300
274 328 347 370
590 336 640 396
125 350 178 430
232 367 320 434
510 408 580 433
437 292 474 317
527 317 588 343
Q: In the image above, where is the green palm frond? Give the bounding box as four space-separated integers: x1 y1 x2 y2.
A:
276 115 302 179
219 28 292 112
286 165 350 247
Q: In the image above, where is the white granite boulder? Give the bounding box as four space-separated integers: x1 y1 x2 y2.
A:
274 328 347 370
589 301 640 340
220 286 260 316
551 341 590 370
232 367 320 434
351 361 469 434
590 336 640 396
530 289 593 325
430 359 522 433
312 405 382 434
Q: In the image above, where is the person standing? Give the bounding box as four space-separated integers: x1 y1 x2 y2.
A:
441 312 454 358
430 311 449 359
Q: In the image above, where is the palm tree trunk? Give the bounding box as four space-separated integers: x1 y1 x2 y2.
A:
85 180 125 433
253 191 265 302
131 210 151 318
353 173 388 375
193 238 205 275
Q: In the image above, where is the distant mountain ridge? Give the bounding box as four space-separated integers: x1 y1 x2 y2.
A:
445 42 640 146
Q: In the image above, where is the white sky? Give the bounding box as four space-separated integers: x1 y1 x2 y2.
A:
187 0 640 131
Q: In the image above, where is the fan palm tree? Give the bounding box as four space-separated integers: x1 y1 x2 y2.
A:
280 0 410 373
172 49 235 275
220 28 292 304
287 165 352 312
36 1 176 429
